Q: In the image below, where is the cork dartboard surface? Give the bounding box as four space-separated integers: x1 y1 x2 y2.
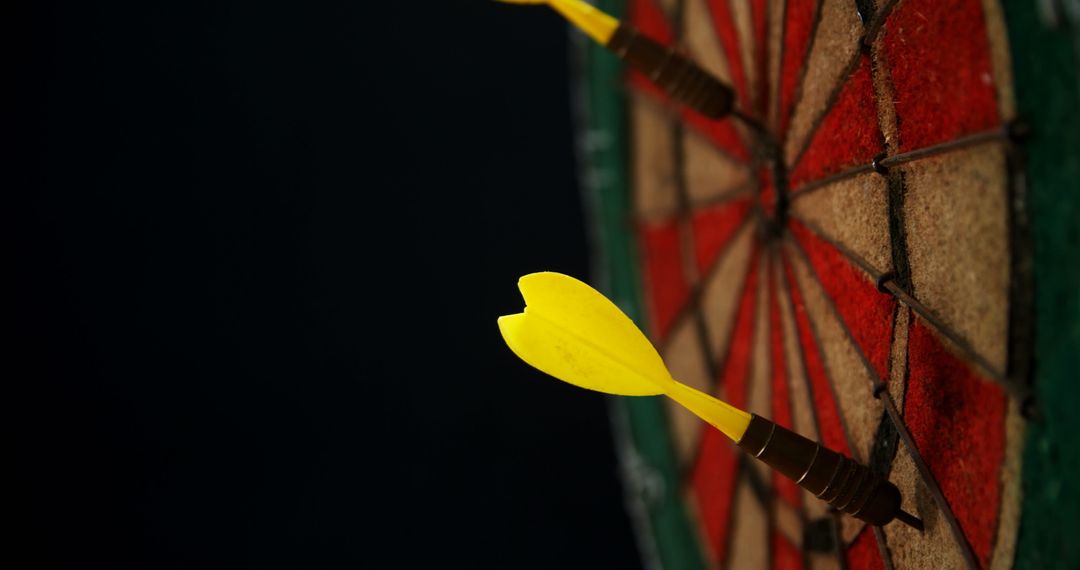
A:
573 0 1080 568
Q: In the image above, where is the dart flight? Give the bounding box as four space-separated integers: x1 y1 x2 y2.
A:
496 0 736 118
498 271 752 441
498 272 922 529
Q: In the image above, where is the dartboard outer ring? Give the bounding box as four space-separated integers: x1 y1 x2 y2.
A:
570 1 1080 569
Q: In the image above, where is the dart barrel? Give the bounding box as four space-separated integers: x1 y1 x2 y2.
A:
607 25 735 119
738 414 910 527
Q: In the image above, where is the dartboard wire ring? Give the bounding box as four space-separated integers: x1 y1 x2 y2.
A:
791 128 1010 198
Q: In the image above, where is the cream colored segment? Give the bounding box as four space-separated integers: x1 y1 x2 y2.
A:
662 318 714 466
784 0 863 163
631 98 678 220
766 0 785 129
902 145 1010 373
801 487 829 521
775 500 804 547
776 254 832 522
882 445 967 570
791 172 892 275
684 0 734 82
839 514 867 548
868 36 901 154
728 478 770 570
888 307 911 408
808 551 842 570
684 130 753 205
786 241 883 465
729 0 759 108
980 0 1016 120
656 0 679 22
748 249 772 419
701 223 755 360
989 399 1025 570
776 254 819 443
748 251 773 480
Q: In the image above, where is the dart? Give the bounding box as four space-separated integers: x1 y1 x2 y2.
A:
498 272 924 530
496 0 735 119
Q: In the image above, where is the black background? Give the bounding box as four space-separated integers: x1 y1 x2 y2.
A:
9 1 642 568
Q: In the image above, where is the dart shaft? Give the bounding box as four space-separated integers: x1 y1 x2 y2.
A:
738 414 912 527
606 25 735 119
545 0 619 43
665 378 751 442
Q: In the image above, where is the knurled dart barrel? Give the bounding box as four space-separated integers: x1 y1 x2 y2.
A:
738 414 912 527
607 25 735 119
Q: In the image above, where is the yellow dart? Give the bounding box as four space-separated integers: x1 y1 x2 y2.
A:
498 272 924 530
495 0 736 119
498 271 751 440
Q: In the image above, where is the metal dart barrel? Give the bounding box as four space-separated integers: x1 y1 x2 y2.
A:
606 25 735 119
738 414 923 529
495 1 736 119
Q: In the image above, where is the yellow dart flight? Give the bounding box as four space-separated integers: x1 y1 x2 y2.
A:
497 271 752 441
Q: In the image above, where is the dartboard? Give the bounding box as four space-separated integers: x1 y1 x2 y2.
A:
569 0 1071 568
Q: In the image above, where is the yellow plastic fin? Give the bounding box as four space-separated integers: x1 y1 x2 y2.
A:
498 272 752 441
499 272 668 396
495 0 620 45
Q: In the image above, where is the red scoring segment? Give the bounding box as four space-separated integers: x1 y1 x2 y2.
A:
638 197 751 343
691 251 760 564
691 197 753 276
847 527 886 570
639 221 688 342
789 55 883 190
778 0 816 136
883 0 1001 151
750 0 769 116
691 427 741 564
788 220 895 385
706 0 750 111
906 321 1007 568
773 529 803 570
781 255 852 458
769 261 802 508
